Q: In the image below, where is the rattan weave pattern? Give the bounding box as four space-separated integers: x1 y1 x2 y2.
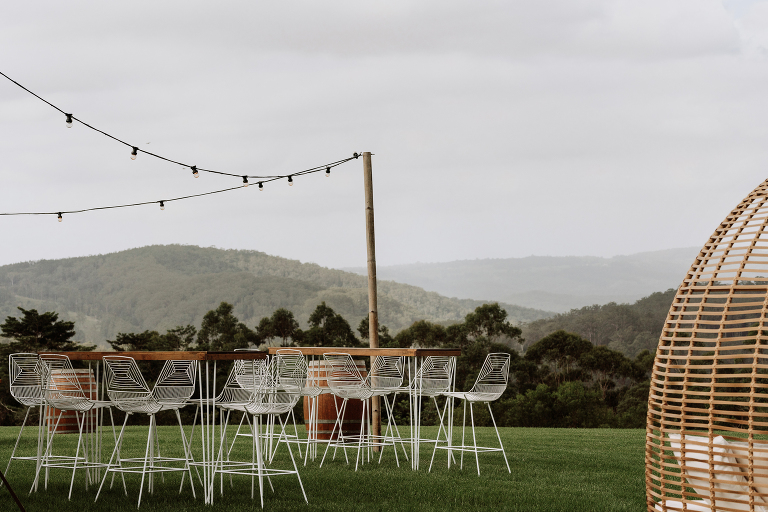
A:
646 179 768 512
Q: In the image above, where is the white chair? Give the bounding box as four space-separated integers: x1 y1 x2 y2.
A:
319 353 377 471
431 353 511 475
400 355 457 470
271 349 323 464
5 354 44 482
32 354 115 499
214 354 307 508
367 355 409 465
95 356 198 508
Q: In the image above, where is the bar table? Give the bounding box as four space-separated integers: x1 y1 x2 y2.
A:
266 347 460 470
36 350 268 506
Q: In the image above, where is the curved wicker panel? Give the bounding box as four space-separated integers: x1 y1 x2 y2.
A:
647 179 768 512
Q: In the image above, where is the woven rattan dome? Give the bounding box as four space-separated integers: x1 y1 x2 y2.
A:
647 179 768 511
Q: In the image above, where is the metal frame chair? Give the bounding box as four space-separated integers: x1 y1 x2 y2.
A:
5 354 45 483
32 354 115 499
95 356 198 508
319 352 378 471
366 355 409 465
431 352 511 475
213 354 307 508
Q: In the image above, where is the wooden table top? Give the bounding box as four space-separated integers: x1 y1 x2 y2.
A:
38 350 268 361
266 347 461 357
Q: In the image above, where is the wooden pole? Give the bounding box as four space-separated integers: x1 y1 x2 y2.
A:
363 151 381 447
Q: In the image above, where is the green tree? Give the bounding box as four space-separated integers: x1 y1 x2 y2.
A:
108 325 197 352
304 302 358 347
463 303 523 345
357 316 394 346
579 345 636 399
255 308 302 347
197 302 258 351
0 307 86 352
393 320 447 348
525 330 593 386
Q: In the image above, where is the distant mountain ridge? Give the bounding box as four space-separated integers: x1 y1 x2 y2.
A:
342 247 699 312
0 245 552 348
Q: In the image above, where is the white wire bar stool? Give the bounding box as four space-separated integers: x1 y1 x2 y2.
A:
430 352 511 475
268 349 323 464
407 355 456 470
95 356 198 508
320 352 389 471
5 354 45 483
366 355 410 466
213 354 307 508
206 356 268 499
32 354 115 499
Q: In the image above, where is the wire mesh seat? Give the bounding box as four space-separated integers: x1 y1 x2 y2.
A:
5 354 45 482
431 353 511 475
366 355 409 465
32 354 115 499
319 353 379 471
213 354 307 508
95 356 198 508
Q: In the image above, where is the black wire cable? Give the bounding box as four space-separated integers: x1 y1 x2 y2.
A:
0 153 361 218
0 70 358 180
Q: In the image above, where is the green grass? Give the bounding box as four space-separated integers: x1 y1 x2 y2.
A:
0 424 646 511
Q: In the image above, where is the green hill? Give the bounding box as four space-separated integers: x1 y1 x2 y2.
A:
0 245 552 348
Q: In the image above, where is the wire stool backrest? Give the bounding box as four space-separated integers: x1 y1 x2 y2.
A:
103 355 153 405
232 349 269 391
216 355 269 404
38 354 90 409
411 356 454 395
368 355 405 391
323 352 368 396
275 349 310 389
468 353 510 401
153 360 198 405
9 353 43 407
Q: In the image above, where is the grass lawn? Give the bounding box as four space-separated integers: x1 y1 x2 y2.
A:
0 424 646 511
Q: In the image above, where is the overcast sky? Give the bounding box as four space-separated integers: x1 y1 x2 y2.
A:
2 1 768 269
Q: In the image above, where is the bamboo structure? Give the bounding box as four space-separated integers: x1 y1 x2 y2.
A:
646 179 768 511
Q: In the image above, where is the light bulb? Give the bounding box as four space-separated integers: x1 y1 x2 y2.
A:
288 176 293 186
242 176 249 187
191 165 199 178
57 213 62 222
258 182 263 191
131 147 138 160
160 201 165 211
325 166 330 177
65 114 73 128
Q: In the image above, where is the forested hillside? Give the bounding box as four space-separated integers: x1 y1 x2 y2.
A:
345 248 697 312
0 245 551 347
521 289 675 357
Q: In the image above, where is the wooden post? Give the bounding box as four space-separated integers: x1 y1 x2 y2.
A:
363 151 381 447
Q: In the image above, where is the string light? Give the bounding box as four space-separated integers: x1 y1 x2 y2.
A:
326 166 330 177
57 212 62 222
159 201 165 210
242 176 248 187
288 176 293 186
258 182 263 191
0 71 359 186
191 166 199 178
65 114 72 128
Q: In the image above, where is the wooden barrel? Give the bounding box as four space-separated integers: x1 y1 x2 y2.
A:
46 368 97 434
303 359 368 440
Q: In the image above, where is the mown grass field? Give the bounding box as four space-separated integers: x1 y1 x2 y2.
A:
0 425 646 511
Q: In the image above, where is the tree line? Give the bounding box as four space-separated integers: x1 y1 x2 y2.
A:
0 300 654 429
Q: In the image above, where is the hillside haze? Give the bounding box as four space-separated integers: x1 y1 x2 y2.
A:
0 245 551 347
343 247 699 312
